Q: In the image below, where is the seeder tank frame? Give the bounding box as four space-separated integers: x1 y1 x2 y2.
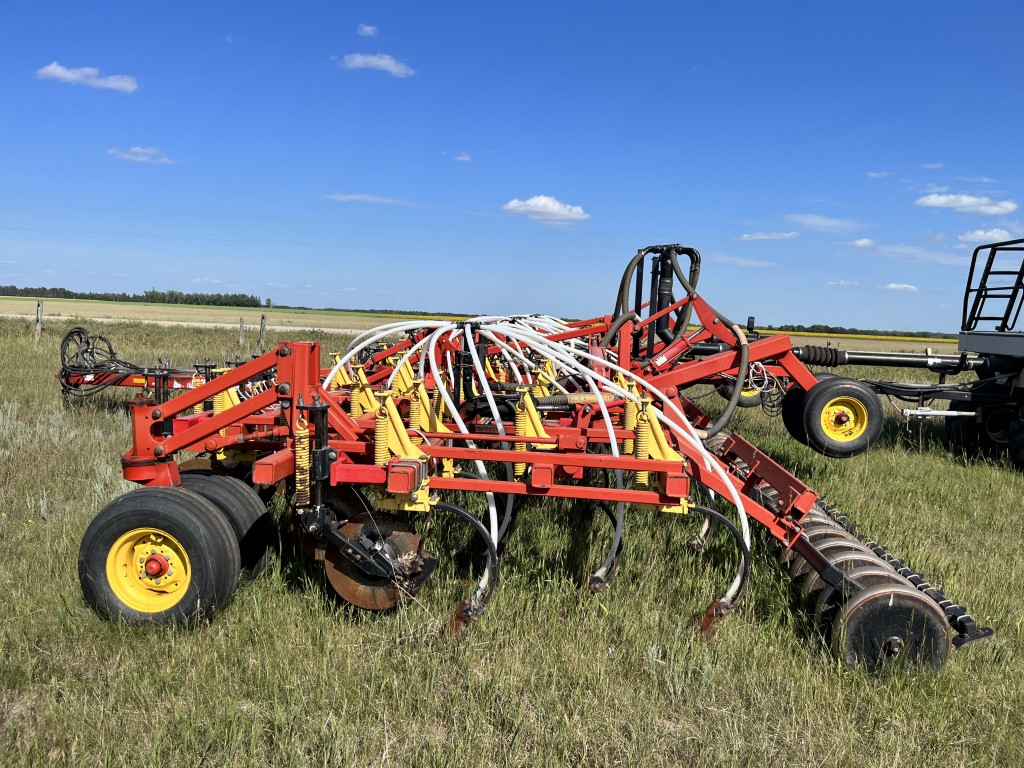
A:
707 238 1024 464
76 244 993 673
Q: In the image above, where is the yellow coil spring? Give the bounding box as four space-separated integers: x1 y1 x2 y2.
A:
294 417 311 507
192 373 205 414
213 386 231 440
408 390 423 444
432 385 443 416
623 398 637 455
349 365 365 418
513 402 528 479
374 407 391 466
530 370 544 399
634 409 651 488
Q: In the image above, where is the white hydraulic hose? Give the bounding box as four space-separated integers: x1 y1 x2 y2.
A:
483 321 751 604
423 327 499 555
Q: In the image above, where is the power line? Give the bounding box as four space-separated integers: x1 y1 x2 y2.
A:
0 201 622 238
0 224 608 260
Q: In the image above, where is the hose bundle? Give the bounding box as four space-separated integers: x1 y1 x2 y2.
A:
322 312 754 618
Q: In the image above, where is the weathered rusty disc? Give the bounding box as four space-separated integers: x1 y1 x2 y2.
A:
177 457 213 473
323 504 431 611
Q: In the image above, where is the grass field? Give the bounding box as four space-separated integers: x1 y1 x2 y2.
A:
0 296 468 334
1 314 1021 766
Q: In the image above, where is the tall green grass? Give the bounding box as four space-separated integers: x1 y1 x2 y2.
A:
0 318 1020 766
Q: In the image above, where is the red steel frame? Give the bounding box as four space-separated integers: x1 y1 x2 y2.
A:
119 317 829 560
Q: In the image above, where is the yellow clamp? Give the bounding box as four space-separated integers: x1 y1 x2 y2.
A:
328 353 354 391
633 399 688 515
374 394 433 512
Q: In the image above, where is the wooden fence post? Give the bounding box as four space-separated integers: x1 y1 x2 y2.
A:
239 317 245 347
35 300 42 340
259 314 267 348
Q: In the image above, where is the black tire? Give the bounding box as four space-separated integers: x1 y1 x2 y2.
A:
944 400 982 457
802 377 884 458
79 487 241 625
180 470 276 580
780 373 835 445
1007 409 1024 469
715 381 762 408
781 387 809 444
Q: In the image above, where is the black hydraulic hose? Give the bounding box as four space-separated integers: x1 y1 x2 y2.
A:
612 248 649 318
587 501 624 591
607 245 748 434
453 471 517 552
704 325 750 437
590 498 625 592
692 505 751 613
436 501 499 621
598 311 641 347
59 325 145 397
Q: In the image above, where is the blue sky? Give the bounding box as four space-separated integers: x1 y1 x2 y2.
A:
1 2 1022 332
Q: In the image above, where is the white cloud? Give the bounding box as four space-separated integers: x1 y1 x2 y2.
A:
882 283 919 292
334 53 414 78
106 146 175 164
36 61 137 93
922 183 950 194
958 228 1012 243
785 213 859 233
958 176 996 184
921 162 944 170
850 238 875 248
825 280 859 287
915 193 1018 215
323 193 420 207
357 24 379 37
866 171 891 179
224 34 235 44
736 231 799 241
502 195 590 222
455 152 471 162
713 254 775 267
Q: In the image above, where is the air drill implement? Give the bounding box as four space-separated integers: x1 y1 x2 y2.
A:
76 244 992 672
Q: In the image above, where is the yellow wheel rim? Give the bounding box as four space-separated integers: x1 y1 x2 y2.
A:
819 396 869 442
105 528 192 613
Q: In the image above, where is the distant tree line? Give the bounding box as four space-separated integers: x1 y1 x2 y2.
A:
0 285 261 308
278 303 472 320
762 323 956 339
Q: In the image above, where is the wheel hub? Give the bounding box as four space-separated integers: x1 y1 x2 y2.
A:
820 396 868 441
106 528 190 612
144 553 169 578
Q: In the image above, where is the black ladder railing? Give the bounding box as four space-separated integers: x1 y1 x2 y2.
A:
962 238 1024 333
